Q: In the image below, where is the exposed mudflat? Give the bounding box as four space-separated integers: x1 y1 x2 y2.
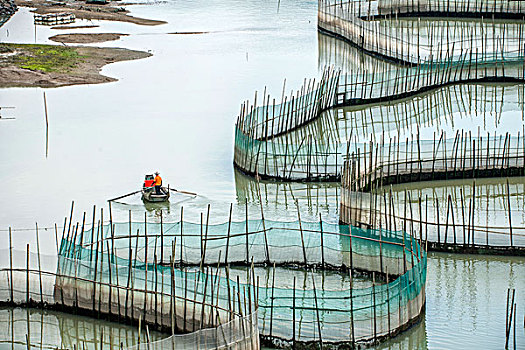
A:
51 24 100 30
0 43 151 88
49 32 128 43
15 0 166 26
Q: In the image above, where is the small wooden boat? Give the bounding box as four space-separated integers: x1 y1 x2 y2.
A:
141 174 170 203
108 174 196 204
142 186 170 202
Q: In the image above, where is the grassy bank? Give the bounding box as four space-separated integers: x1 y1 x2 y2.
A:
0 43 86 73
0 43 151 88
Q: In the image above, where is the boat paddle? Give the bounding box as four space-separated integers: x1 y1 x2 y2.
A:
108 190 142 202
169 188 198 196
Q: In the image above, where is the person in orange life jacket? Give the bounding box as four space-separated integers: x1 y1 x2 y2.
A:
153 172 162 195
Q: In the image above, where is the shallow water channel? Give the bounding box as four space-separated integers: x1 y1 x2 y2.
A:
0 0 525 348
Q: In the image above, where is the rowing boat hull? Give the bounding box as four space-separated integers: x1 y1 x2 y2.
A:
142 187 170 202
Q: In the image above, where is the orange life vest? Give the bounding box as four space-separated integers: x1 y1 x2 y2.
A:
154 175 162 186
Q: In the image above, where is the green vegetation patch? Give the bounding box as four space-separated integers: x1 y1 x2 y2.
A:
0 43 87 73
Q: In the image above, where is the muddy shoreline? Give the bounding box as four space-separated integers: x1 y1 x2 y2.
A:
49 32 128 43
0 43 151 88
15 0 166 26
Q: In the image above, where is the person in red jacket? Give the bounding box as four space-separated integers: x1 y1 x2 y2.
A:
153 172 162 194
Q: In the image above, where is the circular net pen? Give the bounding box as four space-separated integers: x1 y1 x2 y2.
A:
64 204 427 348
234 0 525 182
341 130 525 253
319 0 525 65
0 227 259 350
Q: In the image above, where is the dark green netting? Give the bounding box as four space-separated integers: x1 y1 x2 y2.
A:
58 217 426 344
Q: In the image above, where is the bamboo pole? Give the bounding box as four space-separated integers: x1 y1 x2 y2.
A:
507 178 513 246
311 273 323 347
269 263 276 338
9 227 13 302
225 203 233 265
319 213 325 268
160 210 164 264
292 276 296 349
180 207 184 265
257 182 270 264
296 200 308 267
26 244 30 305
349 269 355 345
245 200 250 264
35 223 43 305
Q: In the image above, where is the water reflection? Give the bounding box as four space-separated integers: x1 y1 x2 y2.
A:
386 176 525 229
1 1 524 349
336 83 525 143
375 176 525 246
425 252 525 349
285 82 524 148
374 317 427 350
0 0 320 229
0 306 164 349
143 200 171 217
372 252 525 350
318 32 399 74
234 168 340 223
238 82 525 185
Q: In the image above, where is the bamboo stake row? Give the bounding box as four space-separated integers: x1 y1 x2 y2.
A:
5 223 259 350
234 42 525 181
2 196 427 348
320 0 525 64
342 136 525 250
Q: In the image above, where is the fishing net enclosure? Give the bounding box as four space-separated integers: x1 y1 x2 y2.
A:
233 63 525 181
234 82 525 184
0 198 427 349
319 0 525 64
58 204 427 347
233 67 341 181
231 0 525 257
233 0 525 182
340 128 525 250
0 230 259 350
21 0 525 347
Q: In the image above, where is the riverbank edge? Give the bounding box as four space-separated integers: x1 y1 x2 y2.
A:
0 43 152 88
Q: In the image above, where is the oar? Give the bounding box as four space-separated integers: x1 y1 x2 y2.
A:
169 188 198 196
108 190 142 202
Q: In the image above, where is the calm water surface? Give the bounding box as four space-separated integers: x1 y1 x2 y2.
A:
0 0 320 236
1 1 525 349
375 252 525 350
0 306 165 349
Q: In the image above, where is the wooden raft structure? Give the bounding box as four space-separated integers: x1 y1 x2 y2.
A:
34 12 75 25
